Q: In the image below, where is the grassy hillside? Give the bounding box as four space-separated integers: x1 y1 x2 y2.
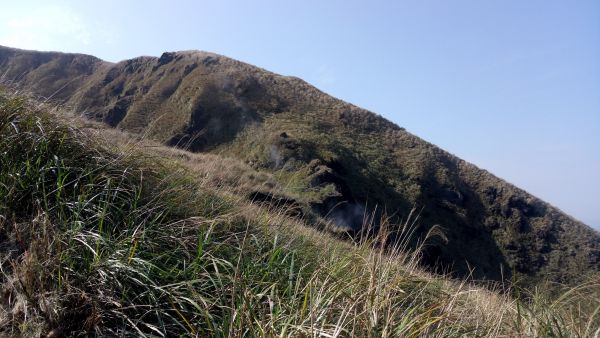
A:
1 45 599 287
2 94 600 336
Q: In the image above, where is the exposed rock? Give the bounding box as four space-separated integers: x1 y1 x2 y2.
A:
157 52 176 66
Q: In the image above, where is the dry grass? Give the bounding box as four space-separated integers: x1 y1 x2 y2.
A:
2 46 599 287
1 94 599 337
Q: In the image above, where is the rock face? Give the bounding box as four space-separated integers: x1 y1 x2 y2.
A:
1 45 599 285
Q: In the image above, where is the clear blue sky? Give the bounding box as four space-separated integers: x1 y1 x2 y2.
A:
1 0 599 228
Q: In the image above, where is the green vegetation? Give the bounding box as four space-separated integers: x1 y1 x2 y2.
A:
2 45 599 286
0 47 600 286
1 95 599 336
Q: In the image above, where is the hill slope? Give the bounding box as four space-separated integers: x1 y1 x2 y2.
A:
1 45 598 285
4 94 600 337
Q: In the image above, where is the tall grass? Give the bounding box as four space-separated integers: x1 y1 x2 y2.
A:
0 94 599 337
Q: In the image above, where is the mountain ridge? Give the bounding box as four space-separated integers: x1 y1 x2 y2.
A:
1 45 598 285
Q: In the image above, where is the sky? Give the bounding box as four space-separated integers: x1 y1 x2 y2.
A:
1 0 599 229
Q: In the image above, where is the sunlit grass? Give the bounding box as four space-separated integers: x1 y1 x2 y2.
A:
0 94 598 337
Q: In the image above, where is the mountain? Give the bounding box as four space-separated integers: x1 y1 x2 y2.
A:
1 45 598 285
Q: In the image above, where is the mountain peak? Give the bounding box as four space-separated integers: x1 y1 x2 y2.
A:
1 46 598 284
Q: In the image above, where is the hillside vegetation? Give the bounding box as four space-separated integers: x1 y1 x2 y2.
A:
0 45 599 287
2 93 600 337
